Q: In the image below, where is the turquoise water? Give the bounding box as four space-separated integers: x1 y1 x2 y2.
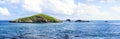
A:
0 21 120 39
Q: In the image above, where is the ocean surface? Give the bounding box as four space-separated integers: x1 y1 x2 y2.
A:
0 20 120 39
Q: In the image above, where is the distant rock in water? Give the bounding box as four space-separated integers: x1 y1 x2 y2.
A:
74 35 79 37
66 19 71 22
9 14 61 23
105 21 108 22
75 20 90 22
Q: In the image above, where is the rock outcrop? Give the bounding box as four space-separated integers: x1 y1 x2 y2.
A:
66 19 71 22
9 14 61 23
75 20 89 22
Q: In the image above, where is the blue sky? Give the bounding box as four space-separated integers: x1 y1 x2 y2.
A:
0 0 120 20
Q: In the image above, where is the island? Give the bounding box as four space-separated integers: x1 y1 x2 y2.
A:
66 19 71 22
75 20 90 22
9 14 61 23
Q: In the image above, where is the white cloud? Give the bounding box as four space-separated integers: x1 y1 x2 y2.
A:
110 6 120 13
1 0 120 20
86 0 117 3
109 6 120 20
74 3 111 20
100 0 116 3
0 7 10 16
22 0 42 13
10 0 20 4
22 0 76 15
21 0 119 20
86 0 96 2
0 0 20 4
43 0 75 15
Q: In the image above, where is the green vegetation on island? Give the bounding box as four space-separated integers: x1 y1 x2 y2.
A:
10 14 61 23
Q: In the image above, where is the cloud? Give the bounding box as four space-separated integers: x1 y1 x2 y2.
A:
0 0 120 20
86 0 117 3
22 0 42 13
0 0 20 4
22 0 76 15
74 3 112 20
21 0 113 20
86 0 96 2
100 0 116 3
21 0 119 20
0 7 10 16
40 0 76 15
109 6 120 20
110 6 120 13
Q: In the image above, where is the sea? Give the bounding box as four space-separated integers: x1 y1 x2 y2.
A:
0 20 120 39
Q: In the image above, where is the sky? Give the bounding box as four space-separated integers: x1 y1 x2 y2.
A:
0 0 120 20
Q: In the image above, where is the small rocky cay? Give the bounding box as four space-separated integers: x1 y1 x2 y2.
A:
9 14 61 23
75 20 90 22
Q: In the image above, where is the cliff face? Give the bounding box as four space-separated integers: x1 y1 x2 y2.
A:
10 14 61 23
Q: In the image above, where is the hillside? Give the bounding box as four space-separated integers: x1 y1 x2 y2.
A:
10 14 61 23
